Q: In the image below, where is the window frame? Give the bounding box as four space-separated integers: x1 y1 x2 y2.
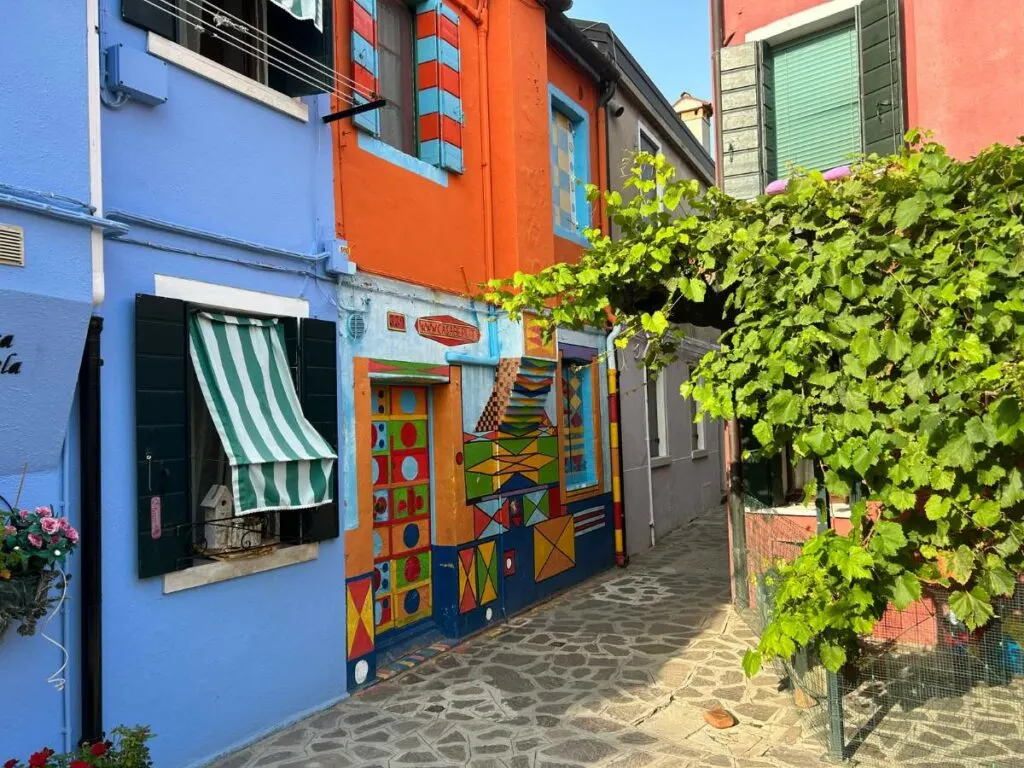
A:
637 121 666 206
375 0 418 155
685 362 708 458
548 84 592 245
558 348 604 502
645 367 668 460
176 0 271 85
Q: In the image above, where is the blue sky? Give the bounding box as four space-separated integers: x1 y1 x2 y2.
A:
570 0 712 105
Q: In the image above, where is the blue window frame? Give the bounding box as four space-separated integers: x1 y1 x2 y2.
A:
561 355 598 492
548 84 591 245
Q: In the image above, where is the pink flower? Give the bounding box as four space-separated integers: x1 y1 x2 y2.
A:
40 517 60 535
58 518 70 531
50 536 60 545
66 528 79 545
35 506 52 518
3 526 14 537
27 533 43 548
18 510 29 520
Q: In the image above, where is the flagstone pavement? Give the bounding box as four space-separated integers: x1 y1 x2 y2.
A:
210 508 827 768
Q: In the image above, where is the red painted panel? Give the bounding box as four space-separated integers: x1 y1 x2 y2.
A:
440 65 461 97
352 2 376 45
442 116 463 148
417 61 439 90
417 11 438 39
419 114 442 143
353 63 376 94
439 15 460 48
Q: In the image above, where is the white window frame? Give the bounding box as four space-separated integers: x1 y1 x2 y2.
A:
645 367 668 460
637 121 665 202
685 362 709 459
744 0 863 46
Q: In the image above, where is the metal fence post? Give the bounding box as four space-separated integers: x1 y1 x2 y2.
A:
728 418 749 609
815 462 846 761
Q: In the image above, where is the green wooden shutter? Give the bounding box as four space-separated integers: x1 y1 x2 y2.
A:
739 419 783 508
769 23 862 179
269 0 336 97
135 295 193 578
121 0 177 41
858 0 905 156
299 318 340 542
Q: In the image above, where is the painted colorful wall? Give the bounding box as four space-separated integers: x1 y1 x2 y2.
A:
332 0 608 295
718 0 1024 160
337 274 615 691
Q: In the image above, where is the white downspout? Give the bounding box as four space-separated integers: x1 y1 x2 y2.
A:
640 362 656 548
87 0 105 305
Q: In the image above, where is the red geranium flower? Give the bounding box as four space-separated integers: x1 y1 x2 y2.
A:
27 752 48 768
5 758 19 768
89 742 108 757
70 761 90 768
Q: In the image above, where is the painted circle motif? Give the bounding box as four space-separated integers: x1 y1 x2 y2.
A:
402 522 420 549
485 607 493 621
416 493 424 511
372 530 384 558
399 388 418 414
401 456 419 482
455 451 463 466
374 601 382 624
354 659 369 684
401 422 418 447
404 588 421 614
405 555 422 583
506 557 513 570
371 458 380 484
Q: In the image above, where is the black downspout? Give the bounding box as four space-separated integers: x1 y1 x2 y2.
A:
79 316 104 743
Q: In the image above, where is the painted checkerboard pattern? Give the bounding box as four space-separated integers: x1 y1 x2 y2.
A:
551 110 576 231
371 385 433 635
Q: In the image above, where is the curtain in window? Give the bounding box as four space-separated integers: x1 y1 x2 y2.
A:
188 311 336 515
551 111 577 231
270 0 323 31
562 361 596 490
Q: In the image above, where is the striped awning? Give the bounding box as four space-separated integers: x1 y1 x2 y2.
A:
270 0 322 30
188 311 336 516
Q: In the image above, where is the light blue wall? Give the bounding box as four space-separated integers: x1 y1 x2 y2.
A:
0 2 93 759
94 2 349 763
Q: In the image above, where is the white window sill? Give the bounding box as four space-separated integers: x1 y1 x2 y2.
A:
745 503 852 519
691 449 709 460
163 542 319 594
147 33 309 123
650 456 672 469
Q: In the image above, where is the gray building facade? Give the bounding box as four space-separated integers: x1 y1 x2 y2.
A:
576 21 724 556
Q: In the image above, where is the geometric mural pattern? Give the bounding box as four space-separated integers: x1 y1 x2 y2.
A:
371 385 433 635
458 539 499 614
464 435 560 503
562 360 596 489
475 357 555 435
573 504 607 537
523 312 556 361
346 574 374 661
533 516 576 582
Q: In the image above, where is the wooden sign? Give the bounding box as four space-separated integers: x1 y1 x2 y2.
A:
414 315 481 347
387 312 407 332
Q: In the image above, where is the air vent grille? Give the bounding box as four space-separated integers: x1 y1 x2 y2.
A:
0 225 24 267
346 313 367 341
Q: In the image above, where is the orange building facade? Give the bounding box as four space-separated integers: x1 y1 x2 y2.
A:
330 0 622 691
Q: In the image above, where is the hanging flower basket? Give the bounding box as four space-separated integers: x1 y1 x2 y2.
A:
0 569 60 640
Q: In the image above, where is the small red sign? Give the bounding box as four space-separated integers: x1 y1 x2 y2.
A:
150 496 162 540
387 312 407 332
414 315 481 347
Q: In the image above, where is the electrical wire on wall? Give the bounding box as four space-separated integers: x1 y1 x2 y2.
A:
40 567 70 693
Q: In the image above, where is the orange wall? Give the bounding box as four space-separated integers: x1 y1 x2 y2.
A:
331 0 607 294
720 0 1024 161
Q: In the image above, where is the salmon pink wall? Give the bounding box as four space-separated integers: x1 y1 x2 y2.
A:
720 0 1024 161
547 46 602 268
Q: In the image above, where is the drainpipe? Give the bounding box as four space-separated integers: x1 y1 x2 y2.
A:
87 0 104 304
79 318 104 743
605 326 627 566
640 361 656 549
59 427 72 754
711 0 748 609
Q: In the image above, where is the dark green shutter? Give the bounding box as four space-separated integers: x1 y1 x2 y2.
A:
760 43 776 186
135 295 193 578
739 419 783 508
299 318 340 542
858 0 905 156
278 317 302 545
769 24 862 178
121 0 177 41
268 0 336 97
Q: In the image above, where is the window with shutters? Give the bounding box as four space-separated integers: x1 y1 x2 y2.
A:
122 0 335 97
645 370 667 460
351 0 465 174
766 23 862 181
549 85 592 243
135 295 340 580
560 348 602 498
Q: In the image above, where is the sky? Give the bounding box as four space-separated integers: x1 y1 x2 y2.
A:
569 0 713 105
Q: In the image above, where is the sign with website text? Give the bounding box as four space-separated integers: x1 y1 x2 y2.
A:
414 315 481 347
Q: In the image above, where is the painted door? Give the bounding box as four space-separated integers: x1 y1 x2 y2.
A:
370 385 433 638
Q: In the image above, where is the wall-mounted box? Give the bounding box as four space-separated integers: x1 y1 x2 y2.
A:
105 44 168 106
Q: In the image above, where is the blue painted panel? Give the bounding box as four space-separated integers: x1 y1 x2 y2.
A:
355 0 377 12
548 83 592 235
352 32 379 78
415 38 460 73
358 132 449 187
417 88 463 124
439 3 460 23
442 142 464 174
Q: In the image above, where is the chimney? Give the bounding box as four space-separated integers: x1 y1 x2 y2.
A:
674 92 713 154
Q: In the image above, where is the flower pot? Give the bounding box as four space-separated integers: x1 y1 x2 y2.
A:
0 569 59 641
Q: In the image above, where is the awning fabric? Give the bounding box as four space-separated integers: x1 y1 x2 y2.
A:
188 311 336 516
270 0 322 31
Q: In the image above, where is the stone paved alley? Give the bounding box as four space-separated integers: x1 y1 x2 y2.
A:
211 509 826 768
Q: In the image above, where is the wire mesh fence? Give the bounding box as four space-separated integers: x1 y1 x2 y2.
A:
739 496 1024 767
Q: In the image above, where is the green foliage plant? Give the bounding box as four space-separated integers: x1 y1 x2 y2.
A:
487 134 1024 675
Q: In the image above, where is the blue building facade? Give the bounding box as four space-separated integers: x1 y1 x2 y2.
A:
2 1 353 764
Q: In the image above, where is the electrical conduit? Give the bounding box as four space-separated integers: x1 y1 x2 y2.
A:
605 326 628 565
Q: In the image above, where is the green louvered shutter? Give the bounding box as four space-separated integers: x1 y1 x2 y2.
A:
858 0 905 156
135 295 193 578
299 318 340 543
769 24 862 180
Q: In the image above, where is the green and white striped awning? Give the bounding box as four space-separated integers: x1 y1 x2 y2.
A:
188 311 336 516
270 0 322 30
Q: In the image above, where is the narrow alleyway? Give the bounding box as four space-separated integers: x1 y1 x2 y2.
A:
211 509 825 768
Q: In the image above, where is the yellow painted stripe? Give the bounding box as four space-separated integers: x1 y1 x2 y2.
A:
607 373 618 395
614 530 624 552
612 475 621 499
609 426 619 450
